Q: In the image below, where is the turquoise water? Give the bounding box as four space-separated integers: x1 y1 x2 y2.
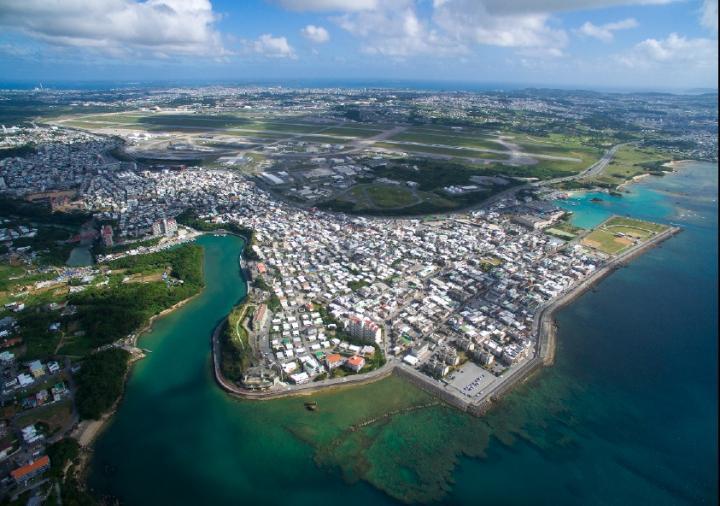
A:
90 162 718 505
447 162 718 505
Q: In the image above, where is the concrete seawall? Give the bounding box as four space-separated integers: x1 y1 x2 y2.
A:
212 320 396 400
212 225 680 416
535 225 681 366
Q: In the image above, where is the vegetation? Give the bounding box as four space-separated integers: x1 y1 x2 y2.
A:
65 244 203 353
175 209 259 260
581 216 668 255
75 348 130 420
347 280 370 291
46 438 80 478
18 311 62 359
316 303 386 371
101 236 161 254
583 145 670 187
0 143 36 159
267 293 282 312
220 302 253 382
12 225 75 266
0 197 90 227
253 276 271 291
318 158 518 217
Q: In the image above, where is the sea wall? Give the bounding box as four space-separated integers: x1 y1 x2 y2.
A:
212 226 680 417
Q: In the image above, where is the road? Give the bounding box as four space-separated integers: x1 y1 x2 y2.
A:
535 143 627 186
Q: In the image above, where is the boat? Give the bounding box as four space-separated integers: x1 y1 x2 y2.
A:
304 401 318 411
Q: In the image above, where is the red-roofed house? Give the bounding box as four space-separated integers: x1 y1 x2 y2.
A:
345 355 365 372
11 455 50 484
325 353 345 370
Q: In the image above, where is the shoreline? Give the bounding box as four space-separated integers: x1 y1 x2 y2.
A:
70 244 211 486
211 224 681 416
73 180 685 489
211 319 396 400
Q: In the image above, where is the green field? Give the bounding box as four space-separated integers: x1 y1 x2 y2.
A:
318 158 517 216
295 135 352 144
374 141 503 159
320 126 384 137
62 113 331 135
351 184 419 209
581 216 668 255
585 145 670 187
388 131 501 151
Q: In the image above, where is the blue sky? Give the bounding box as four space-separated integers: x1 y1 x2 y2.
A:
0 0 716 90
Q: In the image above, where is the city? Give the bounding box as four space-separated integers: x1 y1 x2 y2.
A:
0 0 716 503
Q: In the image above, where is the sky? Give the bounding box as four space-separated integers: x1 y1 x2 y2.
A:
0 0 717 91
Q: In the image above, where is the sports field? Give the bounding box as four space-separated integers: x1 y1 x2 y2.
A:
581 216 668 255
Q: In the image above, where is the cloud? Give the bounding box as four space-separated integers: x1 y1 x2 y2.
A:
334 1 466 57
439 0 676 16
700 0 718 32
618 33 718 71
575 18 638 42
247 34 296 58
433 0 568 53
276 0 377 10
301 25 330 43
277 0 686 59
0 0 226 58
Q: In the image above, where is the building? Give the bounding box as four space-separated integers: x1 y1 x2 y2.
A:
10 455 50 485
28 360 44 379
511 214 554 230
242 366 279 390
152 217 178 237
21 424 43 444
289 372 310 384
345 315 382 344
101 224 114 247
325 353 345 370
345 355 365 372
253 304 268 330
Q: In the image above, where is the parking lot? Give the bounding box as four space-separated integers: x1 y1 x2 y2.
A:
446 362 497 399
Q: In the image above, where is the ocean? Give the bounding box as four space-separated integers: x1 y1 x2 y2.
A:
89 161 718 505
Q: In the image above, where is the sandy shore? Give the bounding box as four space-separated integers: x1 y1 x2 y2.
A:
69 289 200 485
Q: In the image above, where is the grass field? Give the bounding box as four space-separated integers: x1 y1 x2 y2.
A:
62 112 332 136
320 126 384 137
373 141 504 159
14 399 74 436
295 135 352 144
581 216 668 255
585 145 669 187
362 184 419 208
388 131 501 151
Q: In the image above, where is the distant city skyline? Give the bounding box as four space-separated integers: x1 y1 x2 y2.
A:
0 0 717 90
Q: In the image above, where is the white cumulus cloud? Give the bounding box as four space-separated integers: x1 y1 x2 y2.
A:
575 18 638 42
247 34 297 58
301 25 330 43
334 1 466 57
618 32 718 72
433 0 568 54
276 0 687 59
0 0 226 57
